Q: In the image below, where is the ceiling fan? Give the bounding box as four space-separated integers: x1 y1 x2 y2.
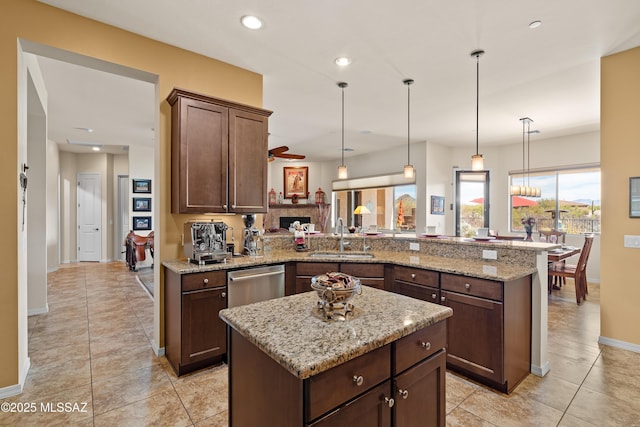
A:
268 146 305 162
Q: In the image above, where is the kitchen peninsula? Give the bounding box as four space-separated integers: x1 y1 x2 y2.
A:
219 286 453 426
163 234 552 391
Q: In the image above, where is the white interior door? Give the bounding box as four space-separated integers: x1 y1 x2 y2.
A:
77 173 102 262
117 175 129 261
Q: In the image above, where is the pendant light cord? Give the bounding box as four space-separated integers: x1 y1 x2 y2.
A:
475 55 480 156
403 79 414 165
341 85 345 166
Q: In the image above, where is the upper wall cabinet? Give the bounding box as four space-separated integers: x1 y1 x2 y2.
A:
167 88 272 214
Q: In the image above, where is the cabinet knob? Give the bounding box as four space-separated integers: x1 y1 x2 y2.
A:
398 389 409 399
431 293 437 300
441 296 446 302
384 397 395 408
353 375 364 386
421 341 431 350
203 278 209 284
465 283 471 290
232 205 236 209
223 204 227 209
411 273 416 279
221 292 226 298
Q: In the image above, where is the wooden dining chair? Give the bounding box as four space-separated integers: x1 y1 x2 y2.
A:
548 234 594 304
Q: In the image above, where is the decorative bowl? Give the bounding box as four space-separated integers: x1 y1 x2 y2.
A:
311 272 361 320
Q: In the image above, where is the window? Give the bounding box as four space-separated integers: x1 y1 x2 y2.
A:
333 184 417 232
509 166 600 234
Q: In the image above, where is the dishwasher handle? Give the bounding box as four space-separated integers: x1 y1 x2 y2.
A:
229 270 284 282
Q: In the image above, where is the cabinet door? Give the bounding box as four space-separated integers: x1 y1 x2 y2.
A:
308 380 392 427
394 350 446 427
182 287 227 365
441 290 504 385
228 108 268 213
173 96 228 213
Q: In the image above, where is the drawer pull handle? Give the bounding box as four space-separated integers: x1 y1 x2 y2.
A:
421 341 431 350
431 293 437 300
203 278 209 284
441 296 446 302
465 283 471 290
398 389 409 399
411 273 416 279
221 292 226 298
384 397 395 408
353 375 364 386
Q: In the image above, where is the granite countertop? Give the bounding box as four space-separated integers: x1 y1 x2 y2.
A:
219 286 453 379
163 248 538 281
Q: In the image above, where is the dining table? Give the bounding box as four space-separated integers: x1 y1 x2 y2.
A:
547 246 581 289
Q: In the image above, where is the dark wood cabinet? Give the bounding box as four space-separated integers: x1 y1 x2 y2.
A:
292 262 339 295
392 265 440 304
167 88 272 214
340 263 385 290
228 320 447 426
164 268 227 376
440 273 531 393
291 262 384 295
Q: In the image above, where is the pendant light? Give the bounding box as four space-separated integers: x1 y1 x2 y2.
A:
470 49 485 171
337 82 348 179
511 117 541 197
403 79 415 178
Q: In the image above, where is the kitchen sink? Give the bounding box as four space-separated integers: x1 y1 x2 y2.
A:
308 252 374 260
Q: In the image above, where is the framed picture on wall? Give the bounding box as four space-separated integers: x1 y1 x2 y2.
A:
133 197 151 212
431 195 445 215
133 216 152 231
132 179 151 194
283 166 308 199
631 177 640 218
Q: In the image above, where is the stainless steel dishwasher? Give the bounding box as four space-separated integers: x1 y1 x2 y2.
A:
227 264 285 308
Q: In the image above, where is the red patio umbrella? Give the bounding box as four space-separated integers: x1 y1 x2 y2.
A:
470 196 538 207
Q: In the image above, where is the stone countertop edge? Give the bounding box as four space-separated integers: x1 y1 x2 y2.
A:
162 249 537 282
219 286 453 379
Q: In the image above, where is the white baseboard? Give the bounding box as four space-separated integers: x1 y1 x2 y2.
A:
0 357 30 398
598 336 640 353
531 360 550 377
28 304 49 316
47 266 59 273
152 340 165 357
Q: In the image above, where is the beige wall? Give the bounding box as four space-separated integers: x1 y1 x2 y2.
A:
3 0 263 390
601 46 640 346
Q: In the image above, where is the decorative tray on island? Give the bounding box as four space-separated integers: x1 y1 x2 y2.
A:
311 272 361 320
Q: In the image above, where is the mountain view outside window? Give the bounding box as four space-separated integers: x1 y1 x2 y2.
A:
509 167 601 234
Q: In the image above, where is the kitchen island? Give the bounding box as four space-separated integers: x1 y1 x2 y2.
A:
219 286 453 426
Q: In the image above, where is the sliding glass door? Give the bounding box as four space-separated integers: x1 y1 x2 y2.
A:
455 170 490 237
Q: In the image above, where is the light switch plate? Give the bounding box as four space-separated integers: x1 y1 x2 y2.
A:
409 242 420 251
624 235 640 248
482 265 498 275
482 249 498 260
409 255 420 264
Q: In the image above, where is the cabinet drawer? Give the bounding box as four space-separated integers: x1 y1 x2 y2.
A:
393 280 439 303
394 321 446 374
182 271 226 292
359 278 385 289
306 344 391 421
394 266 439 287
296 262 340 276
340 263 384 278
441 273 502 301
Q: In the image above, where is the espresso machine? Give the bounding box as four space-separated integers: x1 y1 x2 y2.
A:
242 214 261 256
184 221 229 264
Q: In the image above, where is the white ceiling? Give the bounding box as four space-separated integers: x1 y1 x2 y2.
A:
37 0 640 162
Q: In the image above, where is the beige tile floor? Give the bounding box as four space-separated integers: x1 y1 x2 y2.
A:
1 261 639 426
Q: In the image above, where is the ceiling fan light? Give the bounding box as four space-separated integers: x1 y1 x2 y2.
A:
471 154 484 171
338 165 348 179
404 164 415 178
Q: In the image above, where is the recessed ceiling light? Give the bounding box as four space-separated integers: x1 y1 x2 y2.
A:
241 15 263 30
529 20 542 29
335 57 352 67
92 146 100 152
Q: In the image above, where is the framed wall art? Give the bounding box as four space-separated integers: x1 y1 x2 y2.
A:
631 177 640 218
132 179 152 194
431 195 445 215
283 166 308 199
133 216 152 231
133 197 151 212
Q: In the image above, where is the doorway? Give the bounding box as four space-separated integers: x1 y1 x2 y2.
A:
77 172 102 262
455 170 490 237
117 175 130 261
